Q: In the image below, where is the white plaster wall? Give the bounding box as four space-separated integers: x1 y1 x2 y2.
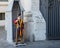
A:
0 5 8 27
0 5 7 27
0 2 8 5
0 20 5 26
0 5 8 13
0 0 12 27
0 0 12 13
5 11 13 43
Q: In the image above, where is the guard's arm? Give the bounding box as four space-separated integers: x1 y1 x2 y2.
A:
14 19 18 24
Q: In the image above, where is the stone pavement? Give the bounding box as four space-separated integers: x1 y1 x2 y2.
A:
0 40 60 48
0 26 6 41
0 27 60 48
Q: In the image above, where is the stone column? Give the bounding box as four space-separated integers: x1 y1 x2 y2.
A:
5 11 13 43
5 0 14 43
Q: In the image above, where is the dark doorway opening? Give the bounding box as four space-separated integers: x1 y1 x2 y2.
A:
48 0 60 40
12 1 21 42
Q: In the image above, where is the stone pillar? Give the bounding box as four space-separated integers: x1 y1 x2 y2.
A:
31 0 46 41
5 0 14 43
5 11 13 43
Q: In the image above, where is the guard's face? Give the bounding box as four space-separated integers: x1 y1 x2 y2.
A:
17 16 21 20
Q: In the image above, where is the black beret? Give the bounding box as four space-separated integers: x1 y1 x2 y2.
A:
18 13 21 16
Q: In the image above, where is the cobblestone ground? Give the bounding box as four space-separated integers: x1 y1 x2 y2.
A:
0 27 60 48
0 26 6 41
0 40 60 48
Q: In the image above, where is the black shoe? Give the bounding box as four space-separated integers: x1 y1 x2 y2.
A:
16 43 18 45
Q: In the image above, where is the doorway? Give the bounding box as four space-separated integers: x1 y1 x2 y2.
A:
48 0 60 39
40 0 60 40
12 1 21 41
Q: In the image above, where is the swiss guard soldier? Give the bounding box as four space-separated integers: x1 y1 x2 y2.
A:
14 13 24 45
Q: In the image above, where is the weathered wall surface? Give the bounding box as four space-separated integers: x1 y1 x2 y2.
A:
31 0 46 41
20 0 46 41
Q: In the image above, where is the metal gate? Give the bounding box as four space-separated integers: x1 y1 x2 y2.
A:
48 0 60 40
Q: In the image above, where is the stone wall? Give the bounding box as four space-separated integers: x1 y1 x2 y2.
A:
19 0 46 42
31 0 46 41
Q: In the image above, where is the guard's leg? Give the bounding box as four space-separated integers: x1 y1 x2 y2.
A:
20 30 24 44
16 29 18 45
16 28 20 45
